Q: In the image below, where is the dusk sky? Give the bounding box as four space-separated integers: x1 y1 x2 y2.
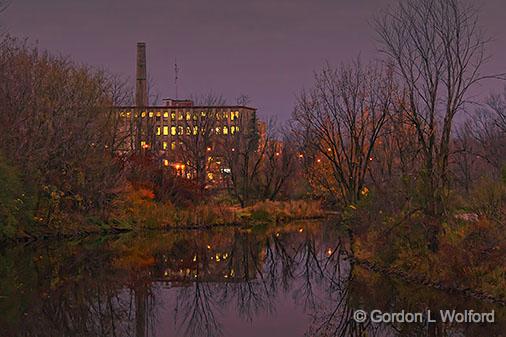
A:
2 0 506 120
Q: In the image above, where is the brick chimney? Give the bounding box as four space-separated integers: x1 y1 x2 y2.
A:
135 42 148 107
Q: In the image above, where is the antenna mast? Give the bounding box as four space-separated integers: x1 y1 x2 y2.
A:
174 58 179 99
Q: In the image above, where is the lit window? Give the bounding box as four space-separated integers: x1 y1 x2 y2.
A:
186 126 191 135
186 112 191 120
156 111 161 117
231 126 235 134
193 126 198 135
140 141 146 147
163 142 168 150
178 126 183 135
225 112 229 119
215 127 221 134
141 111 146 118
223 126 228 134
201 111 206 117
157 127 161 136
149 112 154 118
163 159 169 167
171 112 176 120
178 112 183 120
236 126 240 133
163 126 169 135
171 141 176 150
193 113 198 120
171 126 176 135
164 111 169 118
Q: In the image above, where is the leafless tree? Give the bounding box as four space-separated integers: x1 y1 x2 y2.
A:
375 0 503 217
222 115 268 207
258 128 298 200
175 93 225 194
293 60 394 207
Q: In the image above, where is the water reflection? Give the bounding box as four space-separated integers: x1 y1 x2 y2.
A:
0 222 504 337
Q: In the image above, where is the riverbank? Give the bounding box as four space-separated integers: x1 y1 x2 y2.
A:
2 199 326 243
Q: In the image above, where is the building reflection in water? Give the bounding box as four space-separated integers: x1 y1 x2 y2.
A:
0 222 504 337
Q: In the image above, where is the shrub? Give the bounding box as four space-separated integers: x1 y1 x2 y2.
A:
0 154 32 238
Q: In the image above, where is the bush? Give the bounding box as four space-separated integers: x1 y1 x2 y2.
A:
0 154 32 238
467 177 506 222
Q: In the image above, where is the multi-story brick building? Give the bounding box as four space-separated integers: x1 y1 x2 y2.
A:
117 43 258 186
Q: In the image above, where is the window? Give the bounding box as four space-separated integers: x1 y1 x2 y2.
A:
149 112 154 118
178 126 183 135
186 126 191 135
186 112 191 120
193 126 198 135
163 126 169 136
215 127 221 134
141 111 146 118
171 141 176 150
171 111 176 121
223 126 228 135
156 111 161 117
171 126 177 136
163 142 168 150
164 111 169 118
178 112 183 120
231 126 235 134
156 127 161 136
163 159 169 167
231 111 239 121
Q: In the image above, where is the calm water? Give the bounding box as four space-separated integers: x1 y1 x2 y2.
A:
0 222 504 337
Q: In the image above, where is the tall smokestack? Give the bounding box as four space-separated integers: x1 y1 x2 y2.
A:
136 42 148 107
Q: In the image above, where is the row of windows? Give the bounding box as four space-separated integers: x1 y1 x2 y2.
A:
121 110 240 121
156 125 241 136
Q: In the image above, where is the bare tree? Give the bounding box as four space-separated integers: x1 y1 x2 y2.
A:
293 60 394 207
175 93 225 194
222 112 265 207
258 127 298 200
375 0 502 218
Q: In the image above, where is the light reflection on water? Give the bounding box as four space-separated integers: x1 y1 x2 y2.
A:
0 222 504 337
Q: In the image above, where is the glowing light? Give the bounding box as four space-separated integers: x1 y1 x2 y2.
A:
207 245 211 249
193 255 197 262
275 152 280 156
298 228 304 233
326 248 333 256
317 159 321 163
207 147 212 151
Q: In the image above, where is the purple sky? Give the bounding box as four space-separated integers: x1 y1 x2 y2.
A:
2 0 506 120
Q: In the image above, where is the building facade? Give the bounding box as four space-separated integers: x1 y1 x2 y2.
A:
116 43 258 187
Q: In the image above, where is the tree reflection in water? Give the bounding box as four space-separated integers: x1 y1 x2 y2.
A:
0 222 504 337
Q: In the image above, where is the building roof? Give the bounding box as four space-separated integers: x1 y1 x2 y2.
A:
115 105 256 111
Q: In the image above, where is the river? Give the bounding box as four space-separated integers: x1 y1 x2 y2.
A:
0 221 504 336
